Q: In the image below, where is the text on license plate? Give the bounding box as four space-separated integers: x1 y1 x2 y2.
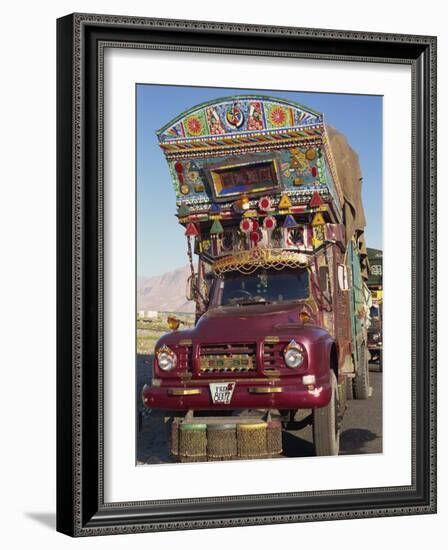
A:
209 382 236 404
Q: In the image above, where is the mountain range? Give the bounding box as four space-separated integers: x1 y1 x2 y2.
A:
137 265 195 313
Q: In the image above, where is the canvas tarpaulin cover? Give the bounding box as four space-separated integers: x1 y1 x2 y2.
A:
326 125 369 279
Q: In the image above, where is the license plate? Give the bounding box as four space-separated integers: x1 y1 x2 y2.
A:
209 382 236 404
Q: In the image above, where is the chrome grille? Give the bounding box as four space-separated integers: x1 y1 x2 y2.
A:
263 342 286 370
175 344 192 370
199 343 257 373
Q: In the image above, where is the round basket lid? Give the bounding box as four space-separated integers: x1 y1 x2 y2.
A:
238 422 267 431
207 423 237 431
180 423 207 431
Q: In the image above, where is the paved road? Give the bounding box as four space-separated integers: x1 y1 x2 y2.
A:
136 355 382 464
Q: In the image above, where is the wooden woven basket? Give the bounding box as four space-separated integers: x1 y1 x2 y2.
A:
179 423 207 462
237 422 268 458
207 423 237 460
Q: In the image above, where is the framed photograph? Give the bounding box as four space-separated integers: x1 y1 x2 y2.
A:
56 13 437 536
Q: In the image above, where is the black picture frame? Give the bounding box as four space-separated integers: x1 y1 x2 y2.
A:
56 13 437 536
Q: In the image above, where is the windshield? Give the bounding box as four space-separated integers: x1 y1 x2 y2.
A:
214 268 310 306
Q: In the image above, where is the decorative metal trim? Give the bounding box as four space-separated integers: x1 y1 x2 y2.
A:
167 388 202 396
248 387 284 394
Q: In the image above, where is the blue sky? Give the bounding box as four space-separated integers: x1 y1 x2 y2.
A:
137 84 382 277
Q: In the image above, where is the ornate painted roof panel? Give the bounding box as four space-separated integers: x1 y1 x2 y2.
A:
157 95 323 142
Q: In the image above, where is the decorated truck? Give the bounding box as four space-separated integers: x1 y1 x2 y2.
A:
368 299 382 366
366 248 383 368
142 96 371 457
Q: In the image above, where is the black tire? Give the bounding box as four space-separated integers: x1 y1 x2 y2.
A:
353 345 370 399
312 370 340 456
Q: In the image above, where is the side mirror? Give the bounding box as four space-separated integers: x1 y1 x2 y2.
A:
318 266 329 293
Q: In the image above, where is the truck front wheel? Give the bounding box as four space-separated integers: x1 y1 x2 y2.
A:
312 370 340 456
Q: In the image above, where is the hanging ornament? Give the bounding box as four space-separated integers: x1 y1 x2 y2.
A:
240 218 253 233
311 212 325 226
250 231 261 245
209 203 221 214
278 194 292 210
210 219 224 234
311 212 325 249
283 214 298 228
258 196 273 212
180 184 190 195
240 218 254 250
263 216 277 231
312 224 325 249
263 217 276 248
185 223 199 237
311 165 318 177
174 162 184 173
309 191 324 208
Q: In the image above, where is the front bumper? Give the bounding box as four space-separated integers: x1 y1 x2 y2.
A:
142 377 332 411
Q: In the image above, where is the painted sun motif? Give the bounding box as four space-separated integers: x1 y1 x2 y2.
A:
268 106 288 127
185 115 203 136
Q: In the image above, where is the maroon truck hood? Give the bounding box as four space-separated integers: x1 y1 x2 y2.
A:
160 302 329 347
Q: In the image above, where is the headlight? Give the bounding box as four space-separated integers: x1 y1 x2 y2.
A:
156 345 177 371
283 340 304 368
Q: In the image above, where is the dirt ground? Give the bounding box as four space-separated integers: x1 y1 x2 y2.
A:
136 354 382 464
